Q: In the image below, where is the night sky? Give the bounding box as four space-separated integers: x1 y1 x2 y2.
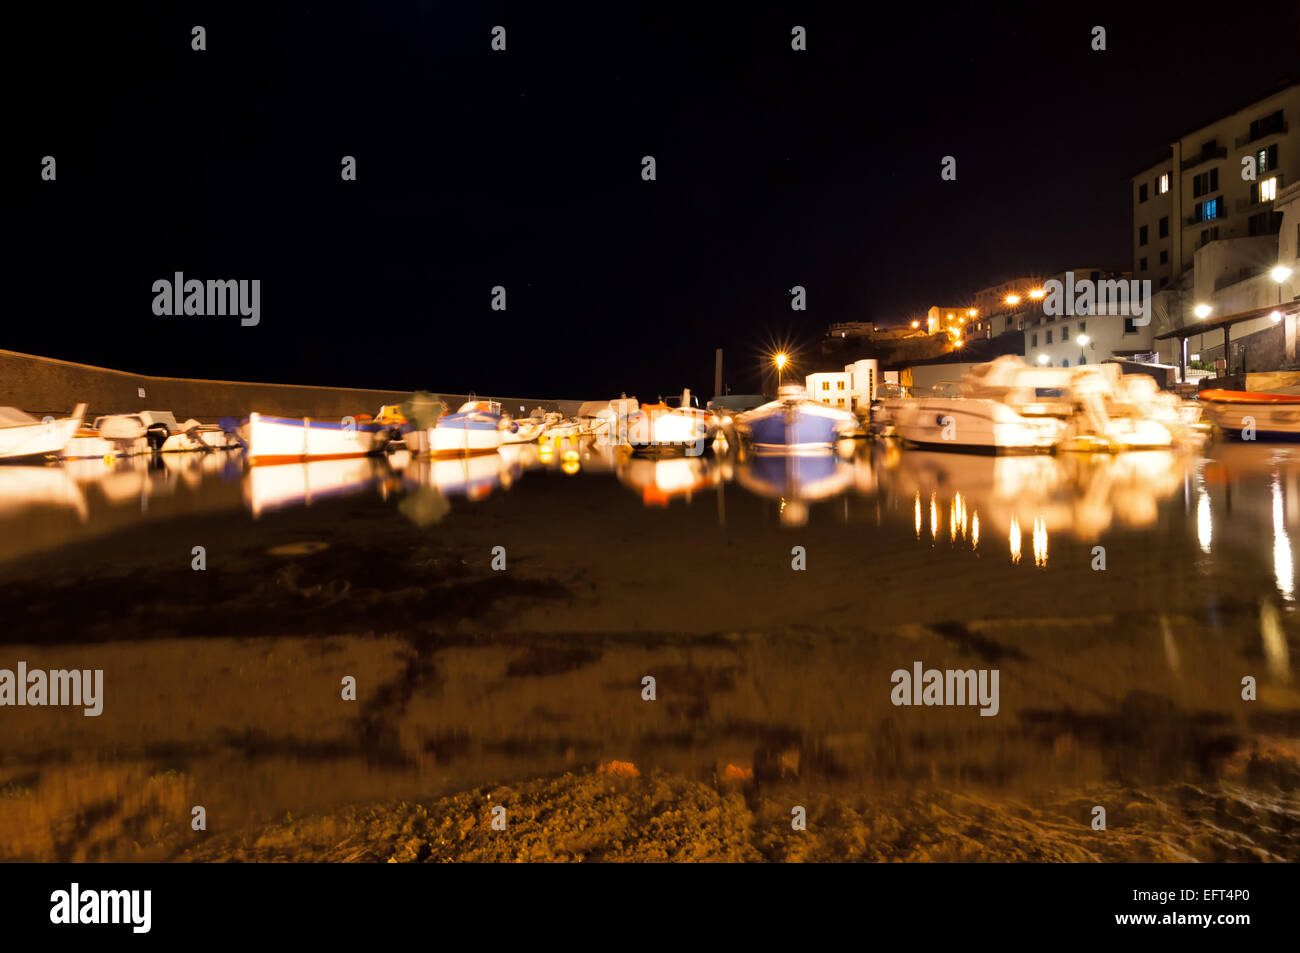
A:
12 1 1300 399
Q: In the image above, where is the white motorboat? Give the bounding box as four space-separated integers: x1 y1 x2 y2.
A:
0 404 87 462
890 360 1066 453
63 413 150 459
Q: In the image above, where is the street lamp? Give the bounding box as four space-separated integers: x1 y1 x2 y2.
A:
1028 288 1046 300
1273 265 1293 307
773 352 788 389
1037 353 1050 365
1077 334 1091 347
1005 294 1021 306
1194 304 1213 319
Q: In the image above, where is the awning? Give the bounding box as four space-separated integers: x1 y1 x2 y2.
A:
1155 301 1300 340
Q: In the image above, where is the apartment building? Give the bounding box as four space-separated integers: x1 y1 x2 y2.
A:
1131 81 1299 288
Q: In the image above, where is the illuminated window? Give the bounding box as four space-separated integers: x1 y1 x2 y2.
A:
1158 173 1169 194
837 381 845 389
1261 177 1278 202
822 381 829 390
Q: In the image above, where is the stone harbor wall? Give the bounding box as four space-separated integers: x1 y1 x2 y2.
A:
0 350 584 421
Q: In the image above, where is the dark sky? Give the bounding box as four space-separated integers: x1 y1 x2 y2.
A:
12 1 1300 399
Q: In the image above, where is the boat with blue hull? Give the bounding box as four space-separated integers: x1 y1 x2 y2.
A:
734 386 857 452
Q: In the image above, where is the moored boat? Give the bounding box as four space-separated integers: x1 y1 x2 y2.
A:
1198 389 1300 440
240 411 391 465
428 399 504 456
735 385 857 453
0 404 87 462
63 414 150 459
627 390 716 455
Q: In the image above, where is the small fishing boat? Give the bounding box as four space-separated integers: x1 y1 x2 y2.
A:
240 411 392 465
627 390 716 455
1198 389 1300 440
500 408 547 445
734 385 857 453
63 414 150 459
429 399 504 456
0 404 87 462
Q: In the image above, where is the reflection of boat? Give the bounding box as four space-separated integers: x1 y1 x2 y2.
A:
244 457 389 516
888 448 1188 541
240 411 390 465
0 404 87 462
430 400 504 456
736 452 854 525
735 385 857 452
1198 390 1300 440
406 452 506 500
0 465 88 520
64 414 150 459
617 456 720 505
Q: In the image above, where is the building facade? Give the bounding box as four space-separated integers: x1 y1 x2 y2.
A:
1131 81 1299 290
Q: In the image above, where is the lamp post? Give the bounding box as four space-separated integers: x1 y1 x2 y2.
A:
1274 266 1294 362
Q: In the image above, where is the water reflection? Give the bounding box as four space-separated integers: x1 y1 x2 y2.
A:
2 441 1300 606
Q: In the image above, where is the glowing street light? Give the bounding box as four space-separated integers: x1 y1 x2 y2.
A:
773 352 788 389
1273 266 1293 308
910 319 920 329
967 308 978 317
1194 304 1213 320
1077 334 1091 347
1037 353 1050 365
1028 288 1046 300
1005 294 1021 306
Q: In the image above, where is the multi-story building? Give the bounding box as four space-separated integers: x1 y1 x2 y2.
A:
1131 81 1299 290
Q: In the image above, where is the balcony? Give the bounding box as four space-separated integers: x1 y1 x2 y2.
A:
1180 144 1227 171
1235 121 1288 149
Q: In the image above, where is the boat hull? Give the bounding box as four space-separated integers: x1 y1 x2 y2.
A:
430 422 503 456
243 412 386 465
893 398 1064 453
0 406 86 462
739 400 855 453
1199 391 1300 440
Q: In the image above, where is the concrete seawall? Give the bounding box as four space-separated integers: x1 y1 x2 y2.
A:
0 349 586 421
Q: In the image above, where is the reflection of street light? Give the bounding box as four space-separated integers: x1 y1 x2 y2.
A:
773 352 788 389
1194 304 1213 319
